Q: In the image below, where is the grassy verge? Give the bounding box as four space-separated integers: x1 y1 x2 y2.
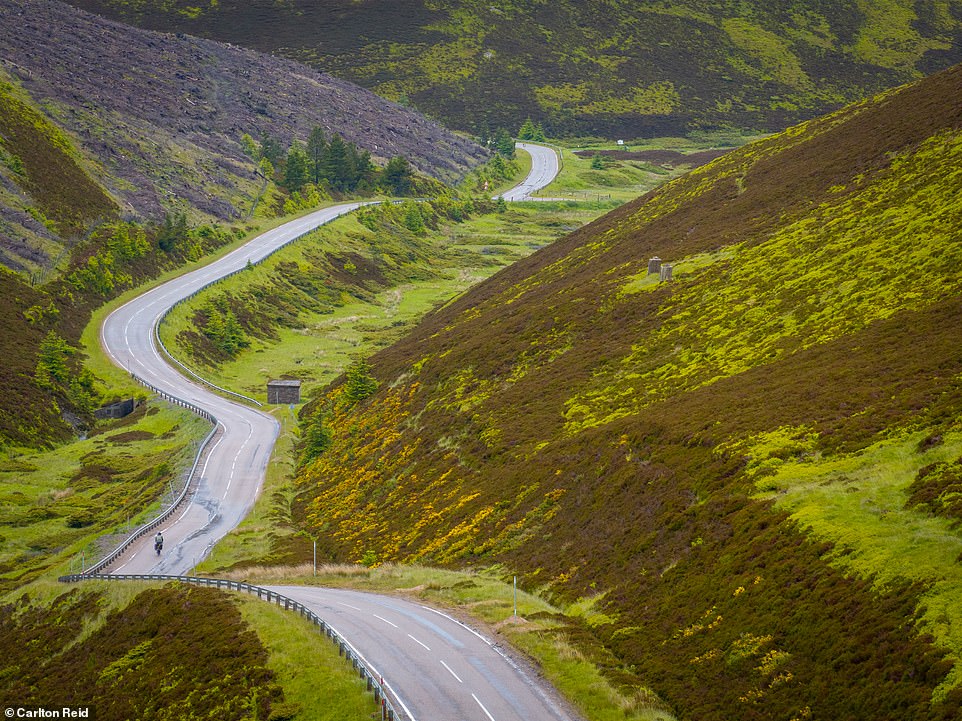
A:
0 403 210 591
78 202 357 397
235 593 378 720
215 563 677 721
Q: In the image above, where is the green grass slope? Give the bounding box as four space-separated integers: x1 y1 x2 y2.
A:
64 0 962 137
288 64 962 719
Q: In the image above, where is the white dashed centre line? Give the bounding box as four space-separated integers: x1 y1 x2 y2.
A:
407 634 431 651
373 613 399 628
440 660 462 683
472 693 497 721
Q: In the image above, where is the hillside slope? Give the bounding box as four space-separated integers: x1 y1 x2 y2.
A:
290 65 962 719
0 0 486 274
63 0 962 137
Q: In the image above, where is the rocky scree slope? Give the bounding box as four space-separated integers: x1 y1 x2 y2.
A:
291 64 962 720
63 0 962 137
0 0 486 272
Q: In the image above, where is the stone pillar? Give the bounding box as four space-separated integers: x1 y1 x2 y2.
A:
647 257 662 275
660 263 673 282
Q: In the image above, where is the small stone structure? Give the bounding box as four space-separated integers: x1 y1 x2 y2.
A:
94 398 135 420
267 379 301 404
659 263 674 282
647 257 662 275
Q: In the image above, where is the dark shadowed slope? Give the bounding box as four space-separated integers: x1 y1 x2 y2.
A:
289 65 962 719
63 0 962 137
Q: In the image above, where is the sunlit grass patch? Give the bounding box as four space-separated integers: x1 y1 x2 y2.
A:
751 430 962 697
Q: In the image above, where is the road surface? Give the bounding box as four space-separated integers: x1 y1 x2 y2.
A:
269 586 578 721
500 143 561 201
97 167 569 717
102 203 370 574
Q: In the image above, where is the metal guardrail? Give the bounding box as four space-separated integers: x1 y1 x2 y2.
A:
86 201 385 574
82 379 219 576
59 573 405 721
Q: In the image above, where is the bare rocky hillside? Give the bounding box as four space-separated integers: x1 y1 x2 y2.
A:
0 0 486 271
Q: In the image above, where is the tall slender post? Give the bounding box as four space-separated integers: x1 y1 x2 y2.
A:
313 539 317 577
514 576 517 617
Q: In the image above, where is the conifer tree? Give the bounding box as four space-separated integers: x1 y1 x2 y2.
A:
324 134 354 191
283 141 308 192
518 118 536 140
344 359 378 403
259 134 283 166
382 155 414 196
306 126 327 185
494 128 515 157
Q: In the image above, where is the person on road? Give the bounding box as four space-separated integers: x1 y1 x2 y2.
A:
154 531 164 555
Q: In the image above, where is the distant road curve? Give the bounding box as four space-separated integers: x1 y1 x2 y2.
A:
500 142 561 201
101 202 371 575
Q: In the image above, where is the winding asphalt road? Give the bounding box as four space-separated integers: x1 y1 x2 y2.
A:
98 151 569 718
102 202 371 574
267 586 578 721
500 143 560 201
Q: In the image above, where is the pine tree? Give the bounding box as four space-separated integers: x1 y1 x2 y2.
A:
382 156 414 196
259 134 283 166
402 201 425 233
306 126 327 185
344 359 378 403
203 306 225 347
494 128 515 157
222 310 247 356
283 141 308 192
324 134 353 191
300 414 333 464
518 118 536 140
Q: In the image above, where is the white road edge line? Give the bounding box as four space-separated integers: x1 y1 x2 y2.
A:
472 693 497 721
421 605 492 645
440 660 462 683
328 621 418 721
